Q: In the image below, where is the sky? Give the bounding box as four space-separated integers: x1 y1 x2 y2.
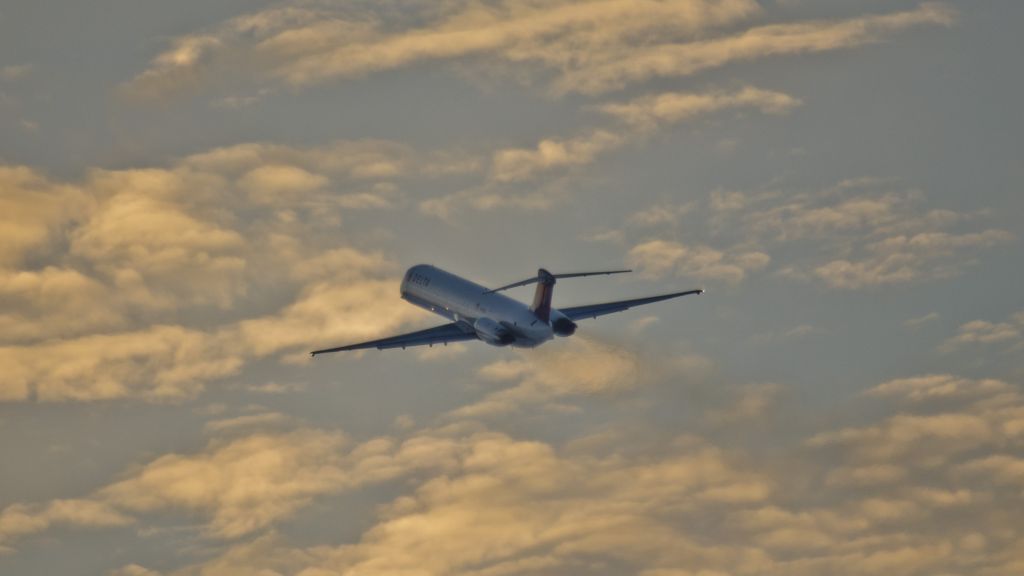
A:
1 0 1023 574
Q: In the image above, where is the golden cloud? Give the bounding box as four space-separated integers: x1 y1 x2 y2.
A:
449 337 645 417
0 139 473 401
7 368 1024 574
0 166 90 266
120 1 952 99
939 311 1024 354
597 87 801 132
553 3 955 94
645 179 1016 289
628 239 770 284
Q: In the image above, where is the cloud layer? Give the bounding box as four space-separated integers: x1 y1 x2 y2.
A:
121 1 954 99
8 368 1021 575
616 179 1014 288
0 141 470 401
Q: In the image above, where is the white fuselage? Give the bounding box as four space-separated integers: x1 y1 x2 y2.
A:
400 264 560 347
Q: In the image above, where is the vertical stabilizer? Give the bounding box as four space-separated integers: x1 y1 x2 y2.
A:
530 268 556 322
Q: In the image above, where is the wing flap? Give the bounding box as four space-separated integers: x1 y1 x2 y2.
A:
311 322 477 355
559 289 703 321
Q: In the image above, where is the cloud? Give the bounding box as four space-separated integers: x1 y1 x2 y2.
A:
903 312 939 328
627 203 696 228
616 178 999 290
229 431 770 576
0 264 426 402
419 175 576 220
720 182 947 241
0 500 132 547
824 464 908 488
450 337 644 417
866 375 1012 402
813 229 1015 289
70 170 248 309
628 239 769 284
607 182 993 290
121 0 762 99
4 140 436 335
0 166 90 266
422 86 800 218
491 130 624 183
238 164 328 202
0 139 475 401
311 434 770 573
202 411 293 434
705 383 785 425
597 87 800 131
97 429 352 538
3 429 348 544
110 565 163 576
120 1 953 99
959 455 1024 487
939 311 1024 353
704 180 1014 289
0 64 32 82
242 382 306 395
807 412 994 464
0 237 409 403
807 374 1021 466
0 425 467 546
124 35 221 99
0 266 429 402
159 368 1024 576
233 276 427 360
0 267 124 343
553 2 956 94
0 325 242 402
8 369 1024 575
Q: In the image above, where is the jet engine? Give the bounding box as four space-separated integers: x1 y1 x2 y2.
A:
551 317 577 336
549 310 577 336
473 317 515 346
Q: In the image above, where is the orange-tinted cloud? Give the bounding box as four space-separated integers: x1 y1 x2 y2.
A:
120 1 953 99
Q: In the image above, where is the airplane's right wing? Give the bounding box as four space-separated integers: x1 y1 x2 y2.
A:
558 289 703 321
311 322 477 356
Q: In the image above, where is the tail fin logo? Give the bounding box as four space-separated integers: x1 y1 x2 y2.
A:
531 268 556 322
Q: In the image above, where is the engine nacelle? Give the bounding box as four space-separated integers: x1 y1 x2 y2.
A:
474 317 515 346
549 310 577 336
551 317 577 336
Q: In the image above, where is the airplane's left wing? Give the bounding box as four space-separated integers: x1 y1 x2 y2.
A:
558 289 703 321
311 322 478 356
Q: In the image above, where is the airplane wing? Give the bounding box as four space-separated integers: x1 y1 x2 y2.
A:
558 289 703 321
310 322 478 356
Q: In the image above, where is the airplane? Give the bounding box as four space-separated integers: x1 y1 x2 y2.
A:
310 264 703 355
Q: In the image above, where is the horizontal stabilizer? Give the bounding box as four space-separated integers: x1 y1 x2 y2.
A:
559 289 703 321
485 269 630 294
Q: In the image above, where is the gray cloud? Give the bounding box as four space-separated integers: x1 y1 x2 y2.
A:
628 239 770 284
940 311 1024 354
624 179 1014 289
424 86 800 219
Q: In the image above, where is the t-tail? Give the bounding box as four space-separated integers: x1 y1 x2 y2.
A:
484 267 632 323
530 268 556 322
